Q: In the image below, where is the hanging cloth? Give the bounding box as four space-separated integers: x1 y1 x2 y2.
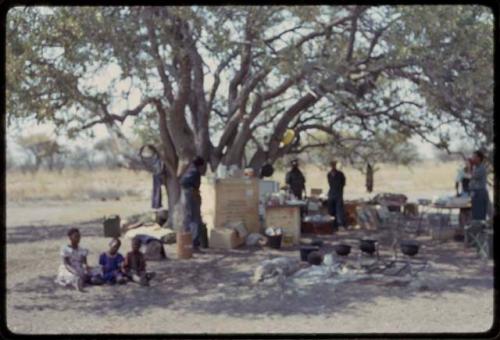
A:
366 163 374 193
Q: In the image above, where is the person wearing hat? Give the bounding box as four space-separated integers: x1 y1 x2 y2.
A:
285 159 306 200
327 160 346 230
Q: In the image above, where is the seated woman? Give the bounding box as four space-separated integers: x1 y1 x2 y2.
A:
55 227 102 291
123 237 155 286
99 238 127 285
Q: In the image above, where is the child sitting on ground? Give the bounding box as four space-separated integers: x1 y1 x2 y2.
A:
55 227 102 291
123 237 156 286
98 238 127 285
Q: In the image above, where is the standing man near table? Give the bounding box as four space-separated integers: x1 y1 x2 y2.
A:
327 160 346 230
469 150 490 221
285 159 306 200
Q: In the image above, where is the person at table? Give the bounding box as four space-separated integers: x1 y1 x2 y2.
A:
469 150 490 221
327 160 346 230
285 159 306 200
455 159 472 197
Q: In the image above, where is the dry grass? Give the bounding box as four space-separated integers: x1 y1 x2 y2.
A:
7 161 464 203
7 160 473 229
6 168 151 202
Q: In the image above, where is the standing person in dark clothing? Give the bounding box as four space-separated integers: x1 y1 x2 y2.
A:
285 159 306 200
180 156 205 250
327 160 346 230
140 145 165 209
469 150 490 221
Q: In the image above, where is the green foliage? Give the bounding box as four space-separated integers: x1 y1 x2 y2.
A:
6 5 493 173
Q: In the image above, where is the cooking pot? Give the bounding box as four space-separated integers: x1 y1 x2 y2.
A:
359 239 377 254
400 240 420 257
307 251 324 266
300 245 319 261
334 244 351 256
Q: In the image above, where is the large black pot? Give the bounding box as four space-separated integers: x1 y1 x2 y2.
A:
359 239 377 255
300 245 320 261
334 244 351 256
307 251 324 266
400 240 420 257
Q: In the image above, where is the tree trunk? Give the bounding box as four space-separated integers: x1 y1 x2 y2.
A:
164 172 182 229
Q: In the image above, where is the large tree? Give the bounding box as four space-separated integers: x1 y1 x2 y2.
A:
7 5 494 223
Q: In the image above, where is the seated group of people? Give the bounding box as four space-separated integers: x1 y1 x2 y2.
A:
55 228 155 291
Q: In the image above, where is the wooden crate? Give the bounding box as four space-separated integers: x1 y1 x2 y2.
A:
214 178 260 233
209 228 244 249
264 205 301 245
301 221 334 235
344 202 359 226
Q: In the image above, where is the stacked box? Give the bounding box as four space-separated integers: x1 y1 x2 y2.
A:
209 228 244 249
214 178 260 233
265 205 301 245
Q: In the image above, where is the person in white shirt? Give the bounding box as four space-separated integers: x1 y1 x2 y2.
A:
55 228 101 291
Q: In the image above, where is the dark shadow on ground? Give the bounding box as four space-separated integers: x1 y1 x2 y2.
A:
6 219 103 244
7 219 494 319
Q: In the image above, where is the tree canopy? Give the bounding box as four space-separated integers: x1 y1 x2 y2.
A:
6 5 494 213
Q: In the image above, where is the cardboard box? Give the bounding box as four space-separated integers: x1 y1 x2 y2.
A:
344 202 360 226
310 188 323 197
209 227 244 249
265 205 301 245
214 178 260 233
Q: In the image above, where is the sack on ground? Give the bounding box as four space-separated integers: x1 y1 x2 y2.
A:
252 257 301 284
246 233 267 246
142 239 167 261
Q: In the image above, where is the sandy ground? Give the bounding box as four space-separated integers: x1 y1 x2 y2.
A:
5 198 494 335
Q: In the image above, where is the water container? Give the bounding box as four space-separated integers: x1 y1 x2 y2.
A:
267 234 282 249
176 231 193 259
103 215 121 238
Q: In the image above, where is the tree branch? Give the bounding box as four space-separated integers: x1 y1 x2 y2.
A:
79 98 156 130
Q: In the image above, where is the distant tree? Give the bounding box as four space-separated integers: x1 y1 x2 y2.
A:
16 133 64 171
